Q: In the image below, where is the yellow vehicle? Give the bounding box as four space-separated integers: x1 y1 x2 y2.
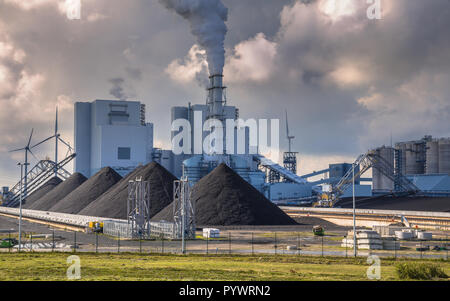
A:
312 192 335 208
88 221 104 233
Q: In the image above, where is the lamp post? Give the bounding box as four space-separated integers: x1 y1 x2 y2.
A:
353 163 357 257
17 162 29 252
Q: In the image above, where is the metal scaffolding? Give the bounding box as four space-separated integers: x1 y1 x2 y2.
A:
283 152 298 177
127 177 151 239
173 178 196 245
4 154 75 207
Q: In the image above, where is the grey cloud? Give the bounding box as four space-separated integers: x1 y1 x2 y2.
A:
0 0 450 185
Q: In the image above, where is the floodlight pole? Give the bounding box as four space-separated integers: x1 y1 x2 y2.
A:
17 163 24 252
352 163 357 257
181 180 186 255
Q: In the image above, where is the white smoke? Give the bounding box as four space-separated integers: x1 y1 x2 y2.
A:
159 0 228 76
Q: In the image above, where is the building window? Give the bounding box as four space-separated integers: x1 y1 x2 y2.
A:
109 104 129 125
118 147 131 160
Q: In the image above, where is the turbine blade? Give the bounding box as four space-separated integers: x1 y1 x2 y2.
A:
31 135 55 149
58 137 72 150
27 128 34 148
28 149 39 161
285 110 289 138
55 107 58 135
9 147 25 153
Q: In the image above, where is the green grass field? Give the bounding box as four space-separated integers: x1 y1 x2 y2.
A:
0 253 449 281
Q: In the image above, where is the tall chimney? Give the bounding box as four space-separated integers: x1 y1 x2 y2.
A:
207 74 225 120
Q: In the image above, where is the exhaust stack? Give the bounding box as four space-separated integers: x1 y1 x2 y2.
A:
207 74 226 121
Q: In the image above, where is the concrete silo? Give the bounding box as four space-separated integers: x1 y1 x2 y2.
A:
372 146 395 192
425 139 439 174
438 138 450 175
405 142 426 175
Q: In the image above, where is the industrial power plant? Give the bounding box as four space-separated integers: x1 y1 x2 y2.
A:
0 0 449 244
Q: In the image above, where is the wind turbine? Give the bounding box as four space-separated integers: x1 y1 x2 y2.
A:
9 129 37 199
286 110 295 153
32 107 73 177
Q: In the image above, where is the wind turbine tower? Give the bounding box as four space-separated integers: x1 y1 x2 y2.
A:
283 110 298 175
9 129 36 199
32 107 73 178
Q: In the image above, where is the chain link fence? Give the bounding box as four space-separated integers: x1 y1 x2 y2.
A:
1 229 448 260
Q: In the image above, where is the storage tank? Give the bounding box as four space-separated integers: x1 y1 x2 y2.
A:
404 142 426 175
425 140 439 174
372 146 394 192
438 138 450 175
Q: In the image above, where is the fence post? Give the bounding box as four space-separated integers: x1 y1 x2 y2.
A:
251 232 254 256
321 235 324 257
228 232 231 255
206 234 209 255
8 232 11 253
95 232 98 253
274 232 277 255
73 231 76 253
117 230 120 253
297 233 300 256
345 235 348 258
161 233 165 254
394 238 397 260
420 241 423 259
30 233 33 252
52 230 55 253
446 234 448 261
139 235 142 254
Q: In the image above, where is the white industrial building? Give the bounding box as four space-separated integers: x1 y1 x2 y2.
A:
74 100 154 178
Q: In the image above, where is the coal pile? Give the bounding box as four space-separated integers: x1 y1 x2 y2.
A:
153 164 297 226
23 177 62 209
49 167 122 214
79 162 177 219
28 173 88 211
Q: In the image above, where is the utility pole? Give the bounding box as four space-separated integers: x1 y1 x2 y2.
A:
353 163 357 257
17 163 26 252
54 107 58 178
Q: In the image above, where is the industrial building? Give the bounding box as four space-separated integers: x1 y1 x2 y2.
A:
372 136 450 196
74 100 154 178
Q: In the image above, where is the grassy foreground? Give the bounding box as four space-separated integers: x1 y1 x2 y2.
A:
0 253 449 281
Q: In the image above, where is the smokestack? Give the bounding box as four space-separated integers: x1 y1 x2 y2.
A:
207 74 225 120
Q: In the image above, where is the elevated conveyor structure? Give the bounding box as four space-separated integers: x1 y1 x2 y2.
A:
253 155 308 184
316 151 420 207
4 154 76 207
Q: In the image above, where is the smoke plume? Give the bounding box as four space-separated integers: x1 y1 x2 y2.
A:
108 77 136 100
159 0 228 76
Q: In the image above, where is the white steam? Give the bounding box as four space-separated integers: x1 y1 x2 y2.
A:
159 0 228 76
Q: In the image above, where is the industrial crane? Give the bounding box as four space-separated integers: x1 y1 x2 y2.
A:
314 150 420 207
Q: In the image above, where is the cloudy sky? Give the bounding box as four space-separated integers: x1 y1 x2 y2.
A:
0 0 449 186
